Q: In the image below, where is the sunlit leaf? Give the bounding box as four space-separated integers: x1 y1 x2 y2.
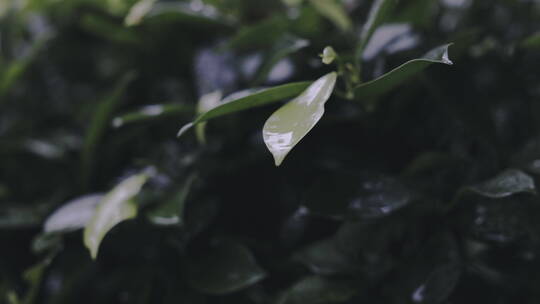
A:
467 169 536 199
44 193 104 234
309 0 352 32
278 276 358 304
357 0 397 56
177 81 311 137
263 72 337 166
354 43 453 99
83 172 149 259
185 242 266 295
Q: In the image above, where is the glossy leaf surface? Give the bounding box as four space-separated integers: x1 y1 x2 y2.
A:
83 173 148 259
263 72 337 166
186 242 266 295
177 81 311 137
354 44 453 99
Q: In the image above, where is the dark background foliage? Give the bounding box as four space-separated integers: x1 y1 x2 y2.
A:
1 0 540 303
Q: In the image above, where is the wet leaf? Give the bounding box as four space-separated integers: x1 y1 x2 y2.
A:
357 0 397 55
83 173 149 259
177 81 311 137
112 104 193 128
263 72 337 166
43 193 104 234
278 276 358 304
186 242 266 295
147 175 195 226
354 43 453 99
309 0 352 32
467 169 536 199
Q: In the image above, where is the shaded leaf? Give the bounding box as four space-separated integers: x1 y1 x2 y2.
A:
467 169 535 199
293 238 355 275
144 1 233 27
521 31 540 49
309 0 352 32
0 204 50 229
125 0 158 26
195 91 223 144
226 15 289 50
112 104 193 128
147 175 195 226
278 276 357 304
177 81 311 137
186 242 266 295
83 172 149 259
263 72 337 166
44 193 104 234
357 0 397 56
354 44 453 99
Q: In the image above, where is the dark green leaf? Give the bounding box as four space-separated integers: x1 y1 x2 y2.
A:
467 169 536 199
177 81 311 137
354 43 453 99
146 175 195 226
112 104 193 128
521 32 540 49
309 0 352 32
293 238 354 275
278 276 357 304
186 242 266 295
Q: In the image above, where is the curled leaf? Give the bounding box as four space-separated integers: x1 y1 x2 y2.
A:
263 72 337 166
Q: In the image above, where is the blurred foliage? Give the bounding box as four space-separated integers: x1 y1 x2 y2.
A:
1 0 540 303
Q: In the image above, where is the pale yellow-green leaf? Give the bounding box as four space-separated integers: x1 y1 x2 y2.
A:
263 72 337 166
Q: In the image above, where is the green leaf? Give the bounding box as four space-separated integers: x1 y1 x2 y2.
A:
81 72 136 188
83 172 149 259
226 15 289 51
521 31 540 49
354 43 453 99
278 276 358 304
309 0 352 32
293 238 353 275
185 242 266 295
125 0 158 26
467 169 536 199
0 204 50 229
263 72 337 166
195 91 223 144
80 14 140 45
177 81 311 137
146 175 196 226
112 104 193 128
357 0 397 56
320 46 337 65
43 193 104 234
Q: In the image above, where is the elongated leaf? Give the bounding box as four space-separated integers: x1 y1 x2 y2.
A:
354 44 453 99
309 0 352 32
177 81 311 137
196 91 223 144
83 173 149 259
44 193 104 234
278 276 358 304
186 242 266 295
467 169 536 199
147 175 195 226
263 72 337 166
112 104 193 128
357 0 397 56
125 0 158 26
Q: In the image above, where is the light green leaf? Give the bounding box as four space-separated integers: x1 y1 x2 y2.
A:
83 173 149 259
112 104 193 128
467 169 536 199
177 81 311 137
147 175 196 226
186 242 266 295
263 72 337 166
309 0 352 32
44 193 104 234
320 46 337 65
354 43 453 99
125 0 157 26
357 0 397 56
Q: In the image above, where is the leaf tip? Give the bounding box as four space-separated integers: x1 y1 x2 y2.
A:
177 122 194 138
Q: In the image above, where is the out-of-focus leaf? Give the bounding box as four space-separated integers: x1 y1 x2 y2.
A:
195 91 222 144
20 251 57 304
31 233 63 254
263 72 337 166
357 0 397 56
304 173 411 220
81 72 136 188
147 175 195 226
354 44 453 99
361 23 419 61
252 35 309 85
309 0 352 32
320 46 337 65
0 204 50 228
43 193 104 234
293 238 354 275
112 104 193 128
278 276 357 304
186 242 266 295
467 169 536 199
177 81 311 137
79 14 140 44
125 0 157 26
226 15 289 50
83 172 149 259
144 1 232 27
410 264 461 304
521 32 540 49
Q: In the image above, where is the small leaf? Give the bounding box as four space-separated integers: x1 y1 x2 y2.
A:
83 173 149 259
177 81 311 137
112 104 193 128
467 169 536 199
44 193 104 234
357 0 397 56
354 43 453 99
320 46 337 65
263 72 337 166
185 242 266 295
309 0 352 32
278 276 358 304
147 175 196 226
